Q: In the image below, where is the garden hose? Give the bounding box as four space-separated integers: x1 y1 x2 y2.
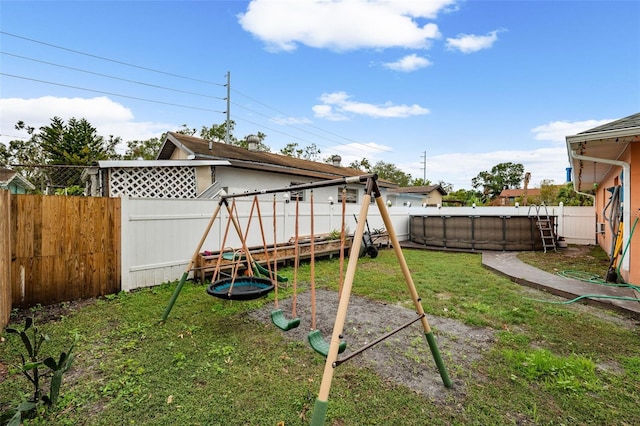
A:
615 215 639 283
556 270 640 292
525 294 640 305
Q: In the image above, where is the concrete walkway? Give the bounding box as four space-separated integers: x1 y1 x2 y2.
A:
482 251 640 320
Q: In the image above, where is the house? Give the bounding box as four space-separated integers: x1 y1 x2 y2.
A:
386 185 447 207
0 167 35 194
566 112 639 284
88 132 397 203
498 188 542 206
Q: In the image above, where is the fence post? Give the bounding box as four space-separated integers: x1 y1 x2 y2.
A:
120 196 131 292
0 189 11 329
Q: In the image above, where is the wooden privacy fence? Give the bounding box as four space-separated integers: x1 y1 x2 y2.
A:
7 193 121 312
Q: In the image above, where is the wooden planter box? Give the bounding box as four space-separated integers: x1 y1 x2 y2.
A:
195 237 352 283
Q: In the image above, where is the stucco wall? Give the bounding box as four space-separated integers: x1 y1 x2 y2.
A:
595 144 638 284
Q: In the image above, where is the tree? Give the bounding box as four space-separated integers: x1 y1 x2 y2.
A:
410 178 431 187
472 162 524 202
371 160 411 187
10 117 119 192
177 124 197 136
280 142 321 160
199 122 233 142
539 179 559 205
37 117 115 165
6 121 46 166
443 188 483 206
236 131 270 151
0 142 8 165
123 137 163 160
281 143 303 158
556 182 594 206
348 158 372 172
436 180 454 193
198 121 271 151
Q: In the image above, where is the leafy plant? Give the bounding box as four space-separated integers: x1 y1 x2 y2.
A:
327 229 341 240
1 317 77 425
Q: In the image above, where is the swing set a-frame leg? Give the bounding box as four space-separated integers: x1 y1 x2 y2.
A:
310 178 451 426
161 201 225 323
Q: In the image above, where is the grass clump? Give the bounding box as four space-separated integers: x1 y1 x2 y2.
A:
503 348 600 393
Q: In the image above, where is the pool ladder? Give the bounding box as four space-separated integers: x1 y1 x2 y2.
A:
528 204 557 253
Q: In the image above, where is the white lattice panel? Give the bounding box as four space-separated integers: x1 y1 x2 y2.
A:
108 167 197 198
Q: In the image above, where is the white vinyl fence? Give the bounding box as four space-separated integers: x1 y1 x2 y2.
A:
120 197 595 291
120 196 411 291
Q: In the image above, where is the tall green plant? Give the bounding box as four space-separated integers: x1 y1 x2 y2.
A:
1 317 77 426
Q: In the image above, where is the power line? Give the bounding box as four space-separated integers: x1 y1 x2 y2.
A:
1 51 225 100
1 31 389 156
0 73 226 113
0 133 29 141
231 88 390 153
0 31 224 87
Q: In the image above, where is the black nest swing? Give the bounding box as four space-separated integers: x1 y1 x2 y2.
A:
206 276 275 301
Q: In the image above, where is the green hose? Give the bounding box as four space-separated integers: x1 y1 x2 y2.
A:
525 294 640 305
556 270 640 292
616 216 639 283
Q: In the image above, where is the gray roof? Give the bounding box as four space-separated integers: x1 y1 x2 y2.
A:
578 113 640 134
157 132 398 187
387 185 447 196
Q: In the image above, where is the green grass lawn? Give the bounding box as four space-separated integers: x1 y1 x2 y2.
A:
2 248 639 425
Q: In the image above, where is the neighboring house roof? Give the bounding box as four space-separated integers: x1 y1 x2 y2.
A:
157 132 397 187
578 113 640 134
387 185 447 196
0 167 35 191
566 112 640 191
499 188 542 199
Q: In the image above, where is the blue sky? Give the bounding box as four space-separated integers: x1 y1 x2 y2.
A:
1 0 638 190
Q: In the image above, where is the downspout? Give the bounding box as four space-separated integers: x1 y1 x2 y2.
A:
569 149 631 274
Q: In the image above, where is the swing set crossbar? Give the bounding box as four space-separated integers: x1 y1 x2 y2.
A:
218 174 376 201
332 313 425 367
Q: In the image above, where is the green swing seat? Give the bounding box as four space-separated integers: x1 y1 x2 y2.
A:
308 329 347 357
270 309 300 331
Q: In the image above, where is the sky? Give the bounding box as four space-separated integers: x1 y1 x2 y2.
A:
1 0 639 191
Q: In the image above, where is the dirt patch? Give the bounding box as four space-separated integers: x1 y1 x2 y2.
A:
10 298 98 325
249 289 495 402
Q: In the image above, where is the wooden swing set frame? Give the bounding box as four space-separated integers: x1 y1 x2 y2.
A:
160 174 452 425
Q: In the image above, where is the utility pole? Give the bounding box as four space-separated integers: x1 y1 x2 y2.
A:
421 151 427 183
225 71 230 144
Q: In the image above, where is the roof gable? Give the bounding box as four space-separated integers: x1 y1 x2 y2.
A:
0 167 35 190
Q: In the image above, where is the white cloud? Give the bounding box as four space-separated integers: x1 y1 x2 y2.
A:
382 54 433 72
312 104 349 121
531 119 616 143
270 115 313 125
0 96 176 152
406 146 571 190
238 0 455 52
320 141 393 169
313 91 430 120
446 29 503 54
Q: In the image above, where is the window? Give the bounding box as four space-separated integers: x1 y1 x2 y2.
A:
289 182 305 201
338 188 358 204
